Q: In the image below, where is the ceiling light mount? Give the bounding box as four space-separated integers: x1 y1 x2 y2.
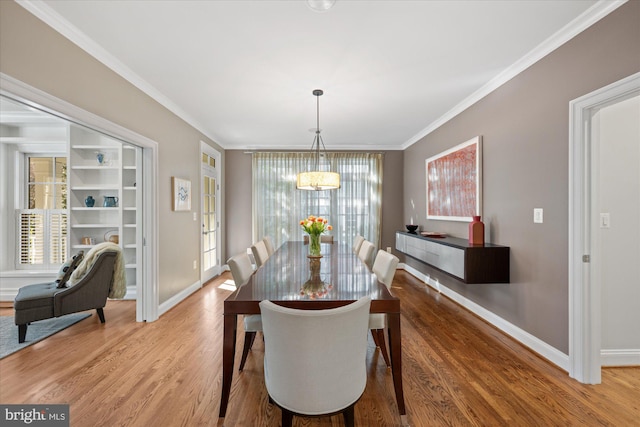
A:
306 0 336 13
296 89 340 191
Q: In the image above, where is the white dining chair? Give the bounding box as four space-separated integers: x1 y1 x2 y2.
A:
357 240 375 269
251 240 270 268
263 235 276 256
260 296 372 427
368 249 400 367
228 252 262 371
352 235 365 254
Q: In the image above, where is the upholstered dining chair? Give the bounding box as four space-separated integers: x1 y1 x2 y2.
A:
368 250 400 367
260 296 372 427
263 236 276 257
352 235 365 254
227 252 262 371
357 240 375 269
303 234 334 244
251 240 270 269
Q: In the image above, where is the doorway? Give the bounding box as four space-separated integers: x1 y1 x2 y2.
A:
200 142 222 283
568 72 640 384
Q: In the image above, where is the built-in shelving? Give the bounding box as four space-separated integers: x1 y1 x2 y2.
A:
68 125 142 295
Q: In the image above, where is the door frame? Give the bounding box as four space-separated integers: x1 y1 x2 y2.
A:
1 73 160 323
568 72 639 384
200 141 222 283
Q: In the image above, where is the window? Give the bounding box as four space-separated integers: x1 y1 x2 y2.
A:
252 152 383 248
17 156 68 269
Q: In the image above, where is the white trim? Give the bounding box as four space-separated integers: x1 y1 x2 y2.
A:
1 72 160 323
568 72 640 384
399 263 570 371
600 349 640 367
402 0 627 149
200 142 223 284
158 280 201 317
17 0 224 149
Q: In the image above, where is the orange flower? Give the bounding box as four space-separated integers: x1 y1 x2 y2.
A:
327 225 333 231
299 220 305 225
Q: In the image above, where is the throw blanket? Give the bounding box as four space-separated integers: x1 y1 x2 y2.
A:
68 242 127 299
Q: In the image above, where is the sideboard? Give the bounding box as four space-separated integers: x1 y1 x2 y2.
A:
396 231 510 284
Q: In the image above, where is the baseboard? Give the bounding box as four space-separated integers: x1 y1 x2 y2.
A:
158 280 201 317
601 349 640 367
399 263 570 372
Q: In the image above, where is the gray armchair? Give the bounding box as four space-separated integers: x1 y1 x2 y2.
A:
14 250 118 343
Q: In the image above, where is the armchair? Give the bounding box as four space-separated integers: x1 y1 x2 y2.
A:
14 250 119 343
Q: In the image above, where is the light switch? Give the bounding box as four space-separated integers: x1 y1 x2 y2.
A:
193 212 197 221
600 213 610 228
534 208 543 223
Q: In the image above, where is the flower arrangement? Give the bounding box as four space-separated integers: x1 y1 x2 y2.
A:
300 215 332 256
299 215 332 235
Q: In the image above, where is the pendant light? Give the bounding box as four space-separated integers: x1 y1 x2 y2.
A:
296 89 340 191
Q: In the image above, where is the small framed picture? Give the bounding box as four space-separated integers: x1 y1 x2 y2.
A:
172 177 191 211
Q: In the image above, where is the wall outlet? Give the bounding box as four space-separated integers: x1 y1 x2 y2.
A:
386 246 392 253
193 212 197 221
193 260 197 270
534 208 543 223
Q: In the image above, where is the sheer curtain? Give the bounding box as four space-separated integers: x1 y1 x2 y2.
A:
253 152 383 249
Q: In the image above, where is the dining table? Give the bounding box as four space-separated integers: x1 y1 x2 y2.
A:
218 240 407 425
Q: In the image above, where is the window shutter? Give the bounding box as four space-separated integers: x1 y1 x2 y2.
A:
18 211 45 266
17 209 68 268
49 211 68 264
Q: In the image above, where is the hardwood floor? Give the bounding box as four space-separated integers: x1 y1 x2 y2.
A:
1 270 638 426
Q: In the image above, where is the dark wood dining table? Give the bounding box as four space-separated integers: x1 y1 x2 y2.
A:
218 241 407 424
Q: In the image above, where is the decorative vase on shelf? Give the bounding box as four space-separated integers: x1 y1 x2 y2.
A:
96 152 104 165
308 233 322 257
84 196 95 207
468 215 485 245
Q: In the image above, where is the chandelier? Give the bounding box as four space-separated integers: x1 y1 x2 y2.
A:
296 89 341 191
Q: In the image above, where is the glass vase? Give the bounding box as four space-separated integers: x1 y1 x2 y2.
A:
308 233 322 257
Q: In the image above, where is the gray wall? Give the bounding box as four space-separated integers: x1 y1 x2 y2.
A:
402 1 640 354
0 1 225 304
225 150 404 260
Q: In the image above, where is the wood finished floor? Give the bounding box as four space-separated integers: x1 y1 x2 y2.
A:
1 270 638 426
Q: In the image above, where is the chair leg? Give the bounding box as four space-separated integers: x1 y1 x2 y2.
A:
342 403 356 427
18 324 27 343
281 408 294 427
239 331 256 371
96 308 106 323
376 329 391 367
371 329 380 347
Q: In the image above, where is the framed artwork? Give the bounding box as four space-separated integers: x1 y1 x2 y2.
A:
426 136 482 221
172 177 191 211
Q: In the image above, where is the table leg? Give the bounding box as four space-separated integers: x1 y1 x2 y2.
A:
386 312 406 419
218 314 237 419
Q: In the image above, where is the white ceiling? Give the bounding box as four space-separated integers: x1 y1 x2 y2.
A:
19 0 618 150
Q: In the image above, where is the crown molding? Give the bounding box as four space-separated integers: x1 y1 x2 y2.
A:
16 0 226 149
16 0 625 152
402 0 627 149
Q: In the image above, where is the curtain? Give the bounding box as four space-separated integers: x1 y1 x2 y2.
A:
253 152 383 249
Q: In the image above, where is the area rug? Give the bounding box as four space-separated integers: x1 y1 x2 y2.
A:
0 313 91 359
